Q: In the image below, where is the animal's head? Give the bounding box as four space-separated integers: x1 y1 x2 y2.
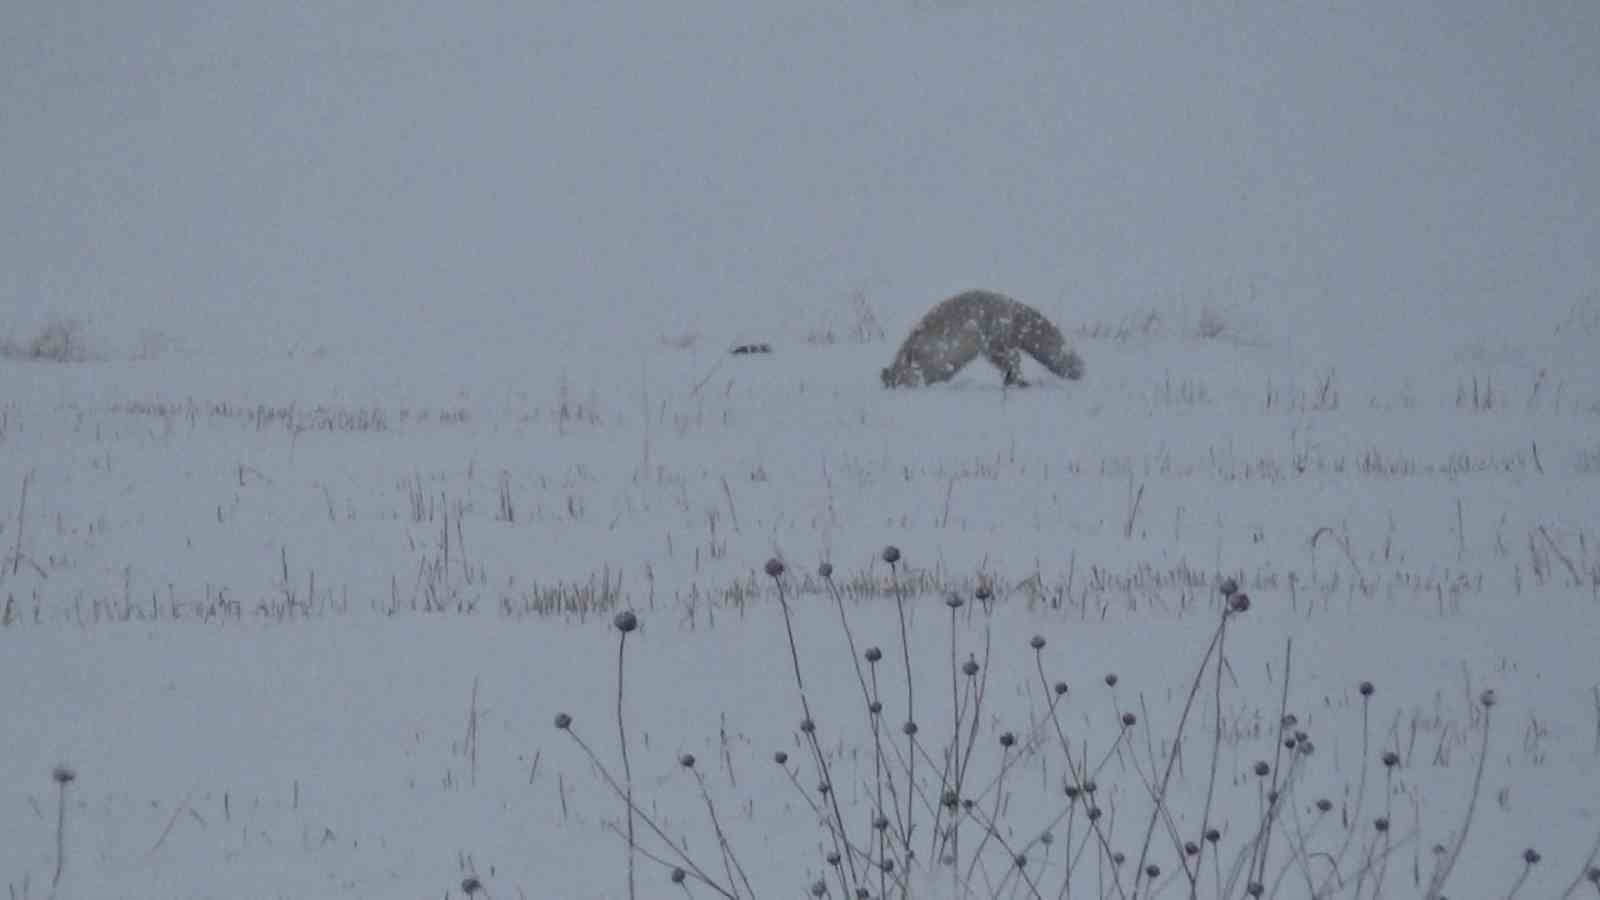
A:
881 365 922 388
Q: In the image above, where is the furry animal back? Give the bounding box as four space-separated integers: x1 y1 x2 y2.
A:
881 290 1084 388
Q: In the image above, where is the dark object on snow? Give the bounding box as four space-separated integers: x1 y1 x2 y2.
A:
730 343 772 355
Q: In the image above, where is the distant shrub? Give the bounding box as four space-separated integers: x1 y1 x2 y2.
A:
1555 292 1600 336
1196 305 1228 339
1 318 96 363
1072 309 1166 343
133 330 178 361
805 286 886 345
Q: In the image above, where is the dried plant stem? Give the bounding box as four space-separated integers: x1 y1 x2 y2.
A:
10 469 33 577
1035 670 1125 899
617 630 636 900
1558 825 1600 897
1504 859 1535 900
961 800 1047 900
52 774 70 890
960 740 1010 888
689 768 756 899
1423 700 1494 900
1221 751 1308 897
1132 610 1230 896
927 600 964 871
822 572 874 723
1373 767 1395 897
956 623 993 805
772 570 859 893
1314 692 1374 897
1253 638 1294 888
563 726 735 899
889 558 917 854
1269 799 1329 898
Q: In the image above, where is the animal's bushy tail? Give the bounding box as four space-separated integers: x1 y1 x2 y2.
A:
1018 313 1085 381
1046 347 1085 381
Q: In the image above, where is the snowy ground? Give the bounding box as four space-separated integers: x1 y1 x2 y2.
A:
5 3 1600 898
4 299 1599 899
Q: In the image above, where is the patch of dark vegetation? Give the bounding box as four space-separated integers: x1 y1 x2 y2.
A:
1 319 97 363
108 398 474 434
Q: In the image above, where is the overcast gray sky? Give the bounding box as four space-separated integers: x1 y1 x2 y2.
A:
4 1 1597 357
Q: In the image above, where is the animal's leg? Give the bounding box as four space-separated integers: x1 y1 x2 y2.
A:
986 348 1028 387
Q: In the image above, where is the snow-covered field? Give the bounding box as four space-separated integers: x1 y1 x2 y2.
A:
5 3 1599 899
